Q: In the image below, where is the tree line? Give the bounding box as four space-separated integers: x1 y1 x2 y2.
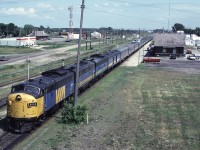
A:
0 22 141 38
0 23 51 37
172 23 200 36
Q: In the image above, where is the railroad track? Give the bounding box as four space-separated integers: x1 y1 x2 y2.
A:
0 132 28 150
0 98 6 108
0 73 39 87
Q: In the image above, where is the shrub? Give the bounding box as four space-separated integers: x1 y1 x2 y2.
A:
61 101 87 124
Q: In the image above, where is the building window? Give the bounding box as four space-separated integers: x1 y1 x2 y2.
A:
163 48 166 53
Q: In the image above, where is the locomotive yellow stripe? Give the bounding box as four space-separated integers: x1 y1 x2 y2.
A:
108 63 113 67
96 67 106 75
79 74 94 87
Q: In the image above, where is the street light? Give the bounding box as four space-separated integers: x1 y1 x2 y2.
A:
26 57 30 79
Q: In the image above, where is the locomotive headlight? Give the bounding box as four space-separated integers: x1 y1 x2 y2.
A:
8 100 12 105
27 102 37 108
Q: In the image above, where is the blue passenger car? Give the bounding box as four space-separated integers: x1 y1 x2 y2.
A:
127 44 136 55
115 46 129 60
104 50 120 69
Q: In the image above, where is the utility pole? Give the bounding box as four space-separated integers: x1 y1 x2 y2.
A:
19 27 21 46
27 57 30 79
138 43 140 65
68 6 73 33
89 32 92 49
74 0 85 106
86 31 88 50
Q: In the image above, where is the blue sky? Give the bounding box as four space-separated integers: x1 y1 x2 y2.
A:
0 0 200 30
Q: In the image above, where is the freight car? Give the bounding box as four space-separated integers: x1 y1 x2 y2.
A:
6 36 152 133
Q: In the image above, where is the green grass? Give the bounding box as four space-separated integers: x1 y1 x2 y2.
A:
0 39 129 91
41 44 67 50
15 65 200 150
0 46 41 54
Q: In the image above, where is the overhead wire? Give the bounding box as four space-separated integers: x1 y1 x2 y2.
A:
85 7 167 25
1 0 199 28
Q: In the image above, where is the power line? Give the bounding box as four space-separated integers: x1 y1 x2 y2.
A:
85 7 167 25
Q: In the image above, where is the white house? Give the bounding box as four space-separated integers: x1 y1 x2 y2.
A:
61 32 80 40
185 35 195 46
91 31 101 39
191 34 200 41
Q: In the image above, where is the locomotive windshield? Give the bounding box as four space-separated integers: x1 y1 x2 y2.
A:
11 84 41 97
24 85 40 95
11 84 25 93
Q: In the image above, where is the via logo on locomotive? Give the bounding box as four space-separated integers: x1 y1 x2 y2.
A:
56 86 66 104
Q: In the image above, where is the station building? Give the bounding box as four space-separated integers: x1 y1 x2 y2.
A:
153 33 185 56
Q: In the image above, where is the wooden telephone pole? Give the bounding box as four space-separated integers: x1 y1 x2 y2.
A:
74 0 85 105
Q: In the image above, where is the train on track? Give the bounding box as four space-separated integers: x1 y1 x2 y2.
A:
6 36 152 133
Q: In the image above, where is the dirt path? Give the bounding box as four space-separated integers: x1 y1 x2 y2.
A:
5 42 100 66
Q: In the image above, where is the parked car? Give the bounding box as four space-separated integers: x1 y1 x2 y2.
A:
169 55 176 59
187 55 196 60
0 56 8 61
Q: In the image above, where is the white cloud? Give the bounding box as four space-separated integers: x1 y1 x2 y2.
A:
37 3 55 10
124 2 130 6
103 3 109 6
94 4 99 8
1 7 37 17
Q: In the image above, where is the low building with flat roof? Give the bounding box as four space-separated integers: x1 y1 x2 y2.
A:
0 37 36 46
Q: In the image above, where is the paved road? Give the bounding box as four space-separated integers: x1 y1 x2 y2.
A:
0 42 100 66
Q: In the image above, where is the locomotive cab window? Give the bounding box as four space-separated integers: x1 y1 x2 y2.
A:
11 84 25 93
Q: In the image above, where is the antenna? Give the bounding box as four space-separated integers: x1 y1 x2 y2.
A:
168 0 171 31
68 6 73 33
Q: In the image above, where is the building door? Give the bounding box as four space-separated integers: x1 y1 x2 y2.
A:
173 48 176 54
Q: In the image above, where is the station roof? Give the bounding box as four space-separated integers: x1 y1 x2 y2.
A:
154 33 185 47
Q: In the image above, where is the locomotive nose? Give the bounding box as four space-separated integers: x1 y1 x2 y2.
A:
7 93 38 118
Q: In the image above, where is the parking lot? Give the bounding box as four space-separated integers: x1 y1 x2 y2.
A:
145 57 200 74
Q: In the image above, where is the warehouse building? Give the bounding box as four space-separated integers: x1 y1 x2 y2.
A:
0 37 36 46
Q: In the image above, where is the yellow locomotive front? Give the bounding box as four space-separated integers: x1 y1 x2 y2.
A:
7 84 44 132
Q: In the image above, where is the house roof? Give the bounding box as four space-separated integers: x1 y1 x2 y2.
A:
154 33 185 47
28 31 49 37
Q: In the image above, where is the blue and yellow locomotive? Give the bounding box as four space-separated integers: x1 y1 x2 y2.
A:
7 37 152 132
